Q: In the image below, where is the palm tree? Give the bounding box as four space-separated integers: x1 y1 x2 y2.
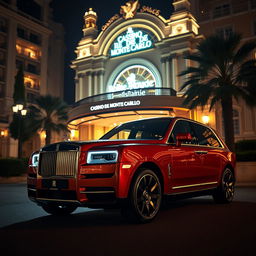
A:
179 33 256 151
29 95 70 145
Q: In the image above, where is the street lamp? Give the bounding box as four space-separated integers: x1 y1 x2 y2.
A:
12 103 27 158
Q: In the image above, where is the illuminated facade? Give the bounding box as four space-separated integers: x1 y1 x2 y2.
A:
70 0 203 141
71 0 256 142
190 0 256 140
0 0 65 157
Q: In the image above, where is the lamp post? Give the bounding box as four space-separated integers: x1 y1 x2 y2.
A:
12 103 27 158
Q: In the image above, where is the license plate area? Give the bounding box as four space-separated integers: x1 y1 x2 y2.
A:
42 179 68 189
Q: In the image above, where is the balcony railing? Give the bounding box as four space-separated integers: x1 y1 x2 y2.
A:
74 87 177 107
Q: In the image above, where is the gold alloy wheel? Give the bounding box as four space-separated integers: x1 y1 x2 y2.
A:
134 171 162 221
222 169 235 202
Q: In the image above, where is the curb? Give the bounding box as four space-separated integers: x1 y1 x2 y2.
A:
0 175 27 184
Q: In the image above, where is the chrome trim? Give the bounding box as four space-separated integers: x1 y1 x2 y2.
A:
172 181 218 190
194 151 208 154
80 191 115 194
28 188 36 192
169 186 218 196
36 198 79 203
39 151 79 178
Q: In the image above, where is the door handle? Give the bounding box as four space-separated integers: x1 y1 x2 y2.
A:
194 151 208 155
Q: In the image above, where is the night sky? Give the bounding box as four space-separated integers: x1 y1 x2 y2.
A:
50 0 174 104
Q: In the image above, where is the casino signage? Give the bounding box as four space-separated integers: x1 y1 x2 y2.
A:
110 27 154 57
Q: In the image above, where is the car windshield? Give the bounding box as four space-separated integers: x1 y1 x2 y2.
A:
100 118 172 140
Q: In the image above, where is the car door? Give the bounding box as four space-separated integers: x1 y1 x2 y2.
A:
168 120 202 190
191 122 222 184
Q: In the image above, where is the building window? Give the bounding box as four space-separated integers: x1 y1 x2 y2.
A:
16 59 24 69
0 34 6 49
27 92 39 103
29 33 41 45
0 17 7 33
17 0 42 21
216 26 233 38
16 43 40 60
17 26 41 45
253 20 256 35
0 51 5 65
222 109 240 136
213 4 230 18
233 109 240 135
251 0 256 9
17 27 27 39
0 67 5 82
233 1 248 13
27 63 38 74
25 76 39 90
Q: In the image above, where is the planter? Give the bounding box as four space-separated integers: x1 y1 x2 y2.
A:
236 162 256 185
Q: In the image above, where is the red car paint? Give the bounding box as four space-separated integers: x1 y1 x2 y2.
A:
27 117 236 222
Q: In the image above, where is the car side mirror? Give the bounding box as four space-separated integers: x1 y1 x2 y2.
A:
176 133 192 146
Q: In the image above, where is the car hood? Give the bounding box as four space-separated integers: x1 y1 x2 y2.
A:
41 139 165 152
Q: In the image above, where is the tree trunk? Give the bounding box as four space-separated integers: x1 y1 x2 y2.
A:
45 129 51 145
221 97 235 152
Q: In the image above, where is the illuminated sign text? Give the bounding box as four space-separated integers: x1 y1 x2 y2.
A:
90 100 141 111
110 27 153 57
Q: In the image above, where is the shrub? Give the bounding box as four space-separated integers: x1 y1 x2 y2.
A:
0 158 28 177
236 151 256 162
235 140 256 151
235 140 256 162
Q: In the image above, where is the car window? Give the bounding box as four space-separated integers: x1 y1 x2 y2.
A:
168 120 197 145
100 118 172 140
191 123 222 148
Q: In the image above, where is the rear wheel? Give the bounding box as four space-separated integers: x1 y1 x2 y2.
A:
122 169 162 223
42 203 77 215
213 168 235 203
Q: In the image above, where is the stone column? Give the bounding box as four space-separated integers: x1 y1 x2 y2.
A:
99 71 105 94
86 71 92 96
74 77 79 102
171 54 178 91
93 72 98 95
161 57 166 88
75 73 83 101
166 57 171 89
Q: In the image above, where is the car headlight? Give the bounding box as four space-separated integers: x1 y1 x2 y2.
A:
31 153 39 167
87 150 118 164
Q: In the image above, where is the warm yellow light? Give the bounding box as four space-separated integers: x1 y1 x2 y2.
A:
16 44 22 54
0 130 7 137
39 130 46 139
70 129 79 140
71 130 76 138
17 104 23 110
21 109 27 116
202 115 210 124
12 105 18 113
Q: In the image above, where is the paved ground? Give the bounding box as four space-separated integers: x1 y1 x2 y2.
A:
0 184 256 256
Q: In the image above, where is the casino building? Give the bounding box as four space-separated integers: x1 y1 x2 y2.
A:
69 0 256 142
69 0 204 141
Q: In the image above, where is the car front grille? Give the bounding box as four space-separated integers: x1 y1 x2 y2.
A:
39 151 79 177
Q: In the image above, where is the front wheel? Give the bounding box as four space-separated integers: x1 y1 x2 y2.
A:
122 169 162 223
213 168 235 203
42 203 77 215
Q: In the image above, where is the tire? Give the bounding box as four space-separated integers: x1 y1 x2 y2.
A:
42 203 77 215
122 168 162 223
213 168 235 203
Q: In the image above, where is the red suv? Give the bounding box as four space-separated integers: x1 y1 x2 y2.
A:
27 117 236 223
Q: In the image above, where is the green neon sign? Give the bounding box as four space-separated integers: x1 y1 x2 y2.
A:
110 27 154 57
